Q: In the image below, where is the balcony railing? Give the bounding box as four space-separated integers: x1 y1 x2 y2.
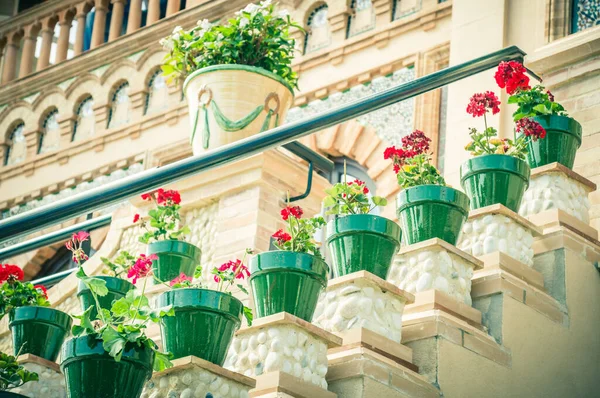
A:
0 45 531 284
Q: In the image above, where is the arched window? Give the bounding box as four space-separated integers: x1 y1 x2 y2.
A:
347 0 375 38
107 82 130 129
392 0 422 20
73 96 95 141
144 70 168 115
39 108 61 154
304 4 331 54
5 122 27 166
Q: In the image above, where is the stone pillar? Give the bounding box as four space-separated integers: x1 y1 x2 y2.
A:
91 0 109 49
73 2 91 55
146 0 161 24
19 24 40 77
166 0 180 16
144 356 254 397
126 0 143 33
185 0 209 8
55 11 74 63
36 17 58 70
108 0 126 41
1 32 22 83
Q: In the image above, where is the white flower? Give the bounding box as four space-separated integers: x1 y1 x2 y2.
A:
216 33 224 41
159 38 174 51
260 0 272 8
239 17 249 28
242 3 260 14
172 25 183 34
197 19 212 31
278 9 290 18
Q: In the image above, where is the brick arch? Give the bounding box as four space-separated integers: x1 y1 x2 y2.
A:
0 103 33 144
299 120 399 220
64 73 100 101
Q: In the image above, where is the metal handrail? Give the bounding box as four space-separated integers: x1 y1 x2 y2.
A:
0 214 112 261
0 45 527 245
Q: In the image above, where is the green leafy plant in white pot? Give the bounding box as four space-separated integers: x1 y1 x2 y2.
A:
161 1 301 153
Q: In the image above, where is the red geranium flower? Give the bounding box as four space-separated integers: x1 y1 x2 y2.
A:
141 192 153 201
133 214 140 223
516 118 546 141
127 254 158 284
0 264 24 282
547 90 555 102
401 130 430 155
281 206 303 221
272 229 292 244
35 285 48 299
156 189 181 206
494 61 530 94
466 91 501 117
169 273 192 286
72 231 90 243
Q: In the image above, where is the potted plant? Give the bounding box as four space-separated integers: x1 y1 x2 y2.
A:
68 232 135 320
461 90 546 212
249 205 327 322
62 241 173 398
495 60 580 169
136 188 201 283
323 169 399 279
0 351 38 397
0 264 71 362
156 253 253 366
161 1 300 154
385 130 470 246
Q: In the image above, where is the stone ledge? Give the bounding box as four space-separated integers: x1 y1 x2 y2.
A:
326 346 440 398
326 270 415 303
332 327 415 371
467 204 543 237
238 312 342 348
250 372 336 398
398 238 484 270
533 226 600 264
402 310 511 368
476 251 545 290
17 354 61 373
471 270 568 326
152 355 255 387
403 289 483 328
527 209 598 240
530 162 596 191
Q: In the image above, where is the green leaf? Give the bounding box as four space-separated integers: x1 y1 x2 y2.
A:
153 351 174 372
371 196 387 206
86 277 109 297
243 305 253 327
110 297 131 318
72 306 95 334
102 327 126 362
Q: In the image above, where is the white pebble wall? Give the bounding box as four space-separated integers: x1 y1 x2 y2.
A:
312 278 406 343
519 172 591 223
224 326 329 390
458 214 535 267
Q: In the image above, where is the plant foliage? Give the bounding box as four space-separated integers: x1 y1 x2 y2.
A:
0 352 38 391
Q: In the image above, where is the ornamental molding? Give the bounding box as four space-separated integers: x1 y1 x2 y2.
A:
292 0 452 73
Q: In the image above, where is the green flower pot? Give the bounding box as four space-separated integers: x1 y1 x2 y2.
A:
397 185 470 246
77 276 134 320
147 240 201 283
523 115 582 169
460 154 530 212
249 251 329 322
157 288 242 365
326 214 401 280
9 306 72 362
0 391 28 397
61 335 153 398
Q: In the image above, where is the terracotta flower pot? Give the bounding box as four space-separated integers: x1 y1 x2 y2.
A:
396 185 470 246
183 65 295 154
9 306 72 362
157 288 242 365
326 214 401 279
249 251 328 322
460 154 530 212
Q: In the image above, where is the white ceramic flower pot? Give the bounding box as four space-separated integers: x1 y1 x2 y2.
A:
183 65 295 155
